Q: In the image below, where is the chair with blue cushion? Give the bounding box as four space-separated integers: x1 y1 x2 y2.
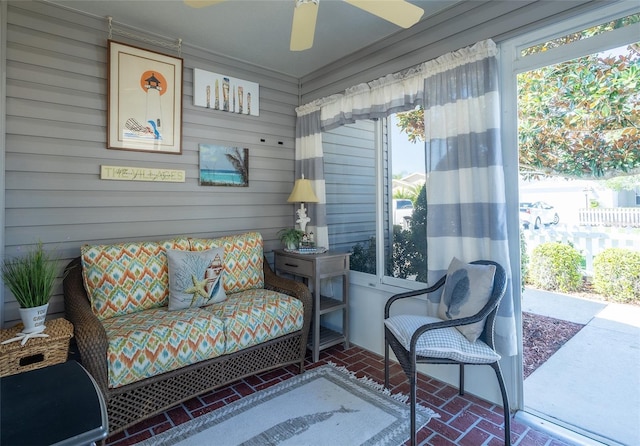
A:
383 259 510 446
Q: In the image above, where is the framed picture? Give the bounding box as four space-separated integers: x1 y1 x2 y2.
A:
199 145 249 187
108 40 183 154
193 68 260 116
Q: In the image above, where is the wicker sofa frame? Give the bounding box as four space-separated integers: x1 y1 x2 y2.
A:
63 256 312 436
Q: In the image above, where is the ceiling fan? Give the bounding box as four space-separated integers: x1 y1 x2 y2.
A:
184 0 424 51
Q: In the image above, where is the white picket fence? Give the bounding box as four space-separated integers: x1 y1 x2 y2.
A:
578 208 640 228
522 225 640 275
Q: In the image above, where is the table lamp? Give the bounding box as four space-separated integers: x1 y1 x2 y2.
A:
287 174 319 235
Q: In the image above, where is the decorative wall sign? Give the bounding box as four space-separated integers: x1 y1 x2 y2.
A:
199 145 249 187
101 165 186 182
193 68 259 116
108 40 183 154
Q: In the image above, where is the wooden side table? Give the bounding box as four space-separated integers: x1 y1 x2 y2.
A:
0 318 73 377
274 249 350 362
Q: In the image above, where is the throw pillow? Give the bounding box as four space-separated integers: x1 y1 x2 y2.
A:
437 257 496 343
167 248 226 311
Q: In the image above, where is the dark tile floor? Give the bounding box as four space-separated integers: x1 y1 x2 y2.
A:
106 345 572 446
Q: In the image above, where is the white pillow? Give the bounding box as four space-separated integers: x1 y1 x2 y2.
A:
167 248 226 311
385 315 500 363
437 257 496 342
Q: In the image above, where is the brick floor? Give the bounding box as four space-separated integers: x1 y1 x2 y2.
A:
106 345 572 446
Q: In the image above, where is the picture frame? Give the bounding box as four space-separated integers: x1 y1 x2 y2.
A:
107 40 183 154
199 145 249 187
193 68 260 116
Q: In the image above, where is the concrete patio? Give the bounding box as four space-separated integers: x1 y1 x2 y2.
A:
522 289 640 446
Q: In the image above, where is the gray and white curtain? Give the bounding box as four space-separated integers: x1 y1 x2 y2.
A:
295 39 517 356
294 104 329 248
424 40 517 356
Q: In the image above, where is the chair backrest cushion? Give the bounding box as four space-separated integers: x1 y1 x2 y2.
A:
437 257 496 342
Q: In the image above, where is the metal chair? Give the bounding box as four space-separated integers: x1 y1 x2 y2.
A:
383 260 510 446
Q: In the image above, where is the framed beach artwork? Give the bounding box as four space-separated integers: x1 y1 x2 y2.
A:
193 68 259 116
107 40 183 154
199 145 249 187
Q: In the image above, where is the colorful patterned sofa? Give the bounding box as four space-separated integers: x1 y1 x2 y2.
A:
63 232 311 435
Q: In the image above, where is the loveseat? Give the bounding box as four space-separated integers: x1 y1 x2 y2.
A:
63 231 312 435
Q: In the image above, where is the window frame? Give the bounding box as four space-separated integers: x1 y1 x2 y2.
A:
500 0 639 413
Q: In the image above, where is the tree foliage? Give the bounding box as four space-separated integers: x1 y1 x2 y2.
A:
518 47 640 180
396 26 640 181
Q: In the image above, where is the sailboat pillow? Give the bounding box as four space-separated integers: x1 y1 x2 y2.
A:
167 248 226 311
437 257 496 342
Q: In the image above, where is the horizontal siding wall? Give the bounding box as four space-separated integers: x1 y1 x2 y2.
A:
2 1 299 326
300 0 604 102
323 120 377 253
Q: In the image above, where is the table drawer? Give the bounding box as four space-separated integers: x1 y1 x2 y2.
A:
319 256 348 275
275 255 314 277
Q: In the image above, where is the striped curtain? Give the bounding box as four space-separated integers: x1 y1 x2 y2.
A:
424 40 517 356
294 103 329 248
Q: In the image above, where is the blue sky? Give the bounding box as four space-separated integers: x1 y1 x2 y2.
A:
389 114 425 177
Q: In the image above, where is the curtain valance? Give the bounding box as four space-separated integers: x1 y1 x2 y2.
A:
296 39 498 130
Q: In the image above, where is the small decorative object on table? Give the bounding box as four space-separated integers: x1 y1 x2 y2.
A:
287 246 328 254
277 228 305 250
0 318 74 378
0 241 66 345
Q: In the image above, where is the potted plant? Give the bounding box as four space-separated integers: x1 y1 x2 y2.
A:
1 242 59 334
277 228 305 250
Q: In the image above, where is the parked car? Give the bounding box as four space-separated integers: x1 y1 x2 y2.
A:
520 201 560 229
393 199 413 229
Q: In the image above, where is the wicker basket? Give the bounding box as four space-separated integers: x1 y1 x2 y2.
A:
0 318 74 377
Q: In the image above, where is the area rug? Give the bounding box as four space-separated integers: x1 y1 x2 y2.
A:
136 364 438 446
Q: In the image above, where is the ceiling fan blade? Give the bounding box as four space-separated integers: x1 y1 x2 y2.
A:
184 0 227 8
344 0 424 28
290 0 319 51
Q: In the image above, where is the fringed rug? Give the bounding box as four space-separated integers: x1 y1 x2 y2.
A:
136 364 438 446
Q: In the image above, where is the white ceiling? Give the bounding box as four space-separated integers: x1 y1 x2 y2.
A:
50 0 460 78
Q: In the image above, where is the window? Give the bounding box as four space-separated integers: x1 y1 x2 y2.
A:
323 112 427 286
323 120 378 275
384 112 426 284
521 13 639 56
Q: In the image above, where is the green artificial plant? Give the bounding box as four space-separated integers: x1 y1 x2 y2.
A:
1 242 59 308
277 228 305 249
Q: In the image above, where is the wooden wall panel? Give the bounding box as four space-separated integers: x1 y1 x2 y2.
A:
323 121 377 252
2 1 299 326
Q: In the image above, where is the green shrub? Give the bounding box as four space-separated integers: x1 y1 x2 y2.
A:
593 248 640 304
528 242 582 292
349 236 376 275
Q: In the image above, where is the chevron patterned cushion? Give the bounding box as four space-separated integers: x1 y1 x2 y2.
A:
81 238 190 320
103 306 227 388
189 232 264 294
206 288 304 354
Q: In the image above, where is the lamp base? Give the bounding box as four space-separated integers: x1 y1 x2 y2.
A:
296 203 311 234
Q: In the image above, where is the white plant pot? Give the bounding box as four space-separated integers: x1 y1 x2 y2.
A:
19 303 49 334
285 241 298 250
